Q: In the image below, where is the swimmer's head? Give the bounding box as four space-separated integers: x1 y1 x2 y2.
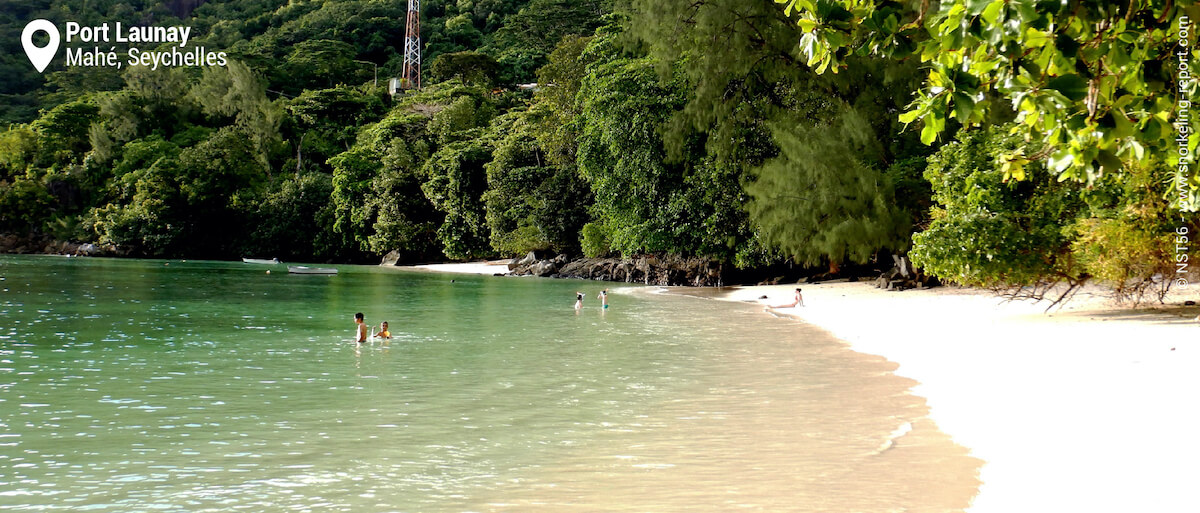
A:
381 321 389 329
355 312 364 322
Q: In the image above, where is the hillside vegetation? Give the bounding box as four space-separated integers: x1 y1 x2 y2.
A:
0 0 1193 303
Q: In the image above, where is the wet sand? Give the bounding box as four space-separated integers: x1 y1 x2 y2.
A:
707 282 1200 513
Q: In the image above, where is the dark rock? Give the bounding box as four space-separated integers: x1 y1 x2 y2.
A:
530 260 558 277
380 250 400 266
505 253 725 286
516 252 539 266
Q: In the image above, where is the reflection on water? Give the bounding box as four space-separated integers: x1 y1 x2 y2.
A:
0 255 978 511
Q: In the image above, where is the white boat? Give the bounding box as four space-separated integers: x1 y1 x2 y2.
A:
288 266 338 275
242 257 281 264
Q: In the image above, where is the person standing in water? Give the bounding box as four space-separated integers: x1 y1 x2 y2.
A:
575 292 584 311
376 321 392 340
354 312 368 343
597 289 609 309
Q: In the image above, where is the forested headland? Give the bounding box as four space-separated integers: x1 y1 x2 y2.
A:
1 0 1196 302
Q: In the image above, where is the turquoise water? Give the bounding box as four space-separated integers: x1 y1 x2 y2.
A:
0 255 978 511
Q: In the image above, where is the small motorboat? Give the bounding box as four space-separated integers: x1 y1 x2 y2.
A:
242 258 281 265
288 266 338 275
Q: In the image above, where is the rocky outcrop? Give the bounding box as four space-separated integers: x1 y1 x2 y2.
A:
873 254 939 290
508 252 725 286
0 234 117 257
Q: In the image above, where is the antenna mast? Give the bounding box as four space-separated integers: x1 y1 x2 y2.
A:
401 0 421 89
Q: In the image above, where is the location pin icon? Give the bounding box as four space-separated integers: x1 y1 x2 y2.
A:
22 19 60 73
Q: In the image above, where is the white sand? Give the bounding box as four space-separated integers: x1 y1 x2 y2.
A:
401 260 512 275
714 281 1200 513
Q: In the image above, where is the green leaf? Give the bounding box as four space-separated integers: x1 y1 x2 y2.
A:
921 120 939 145
952 92 976 121
1045 74 1089 102
1047 149 1074 174
966 0 993 15
1024 27 1051 48
980 0 1004 25
1096 149 1122 175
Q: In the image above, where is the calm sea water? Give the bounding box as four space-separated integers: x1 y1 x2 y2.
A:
0 255 978 512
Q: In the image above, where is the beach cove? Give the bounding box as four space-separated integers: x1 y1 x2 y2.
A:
1 255 978 511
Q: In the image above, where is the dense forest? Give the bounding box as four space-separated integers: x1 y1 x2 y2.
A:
0 0 1195 302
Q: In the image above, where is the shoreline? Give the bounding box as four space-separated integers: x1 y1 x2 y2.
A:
399 259 513 275
405 261 1200 511
691 282 1199 513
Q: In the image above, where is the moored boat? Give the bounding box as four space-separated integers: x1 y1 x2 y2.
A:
287 266 338 275
242 257 281 264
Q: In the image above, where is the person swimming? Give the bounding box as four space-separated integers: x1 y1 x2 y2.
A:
376 321 392 339
575 292 584 310
597 289 609 309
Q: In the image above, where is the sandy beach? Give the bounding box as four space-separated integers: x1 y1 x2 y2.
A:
403 259 512 275
411 261 1199 512
706 281 1199 513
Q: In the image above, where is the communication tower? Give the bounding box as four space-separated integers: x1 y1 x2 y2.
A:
401 0 421 89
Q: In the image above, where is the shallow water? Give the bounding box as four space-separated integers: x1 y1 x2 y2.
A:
0 255 978 511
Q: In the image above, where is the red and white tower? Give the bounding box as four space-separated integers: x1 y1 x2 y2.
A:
401 0 421 89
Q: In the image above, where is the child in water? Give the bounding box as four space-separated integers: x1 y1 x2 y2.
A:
575 292 584 310
354 312 368 343
376 321 392 339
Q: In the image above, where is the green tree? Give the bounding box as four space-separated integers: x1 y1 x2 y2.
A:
0 178 55 234
30 97 100 165
532 35 592 168
0 126 37 179
483 110 591 255
747 107 912 272
910 126 1086 299
247 172 341 261
1072 164 1194 304
360 111 442 261
280 39 363 92
328 145 379 256
87 128 267 257
773 0 1200 208
422 139 493 259
192 61 284 176
430 51 501 86
87 138 186 255
482 0 609 83
287 86 387 174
